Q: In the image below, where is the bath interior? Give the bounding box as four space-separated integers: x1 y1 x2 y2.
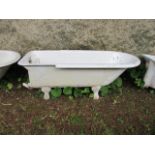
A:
19 50 140 68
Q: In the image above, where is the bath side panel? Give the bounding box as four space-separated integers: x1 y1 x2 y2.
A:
144 61 155 88
26 66 125 88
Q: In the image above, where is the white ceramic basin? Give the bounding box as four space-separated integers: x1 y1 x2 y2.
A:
0 50 21 79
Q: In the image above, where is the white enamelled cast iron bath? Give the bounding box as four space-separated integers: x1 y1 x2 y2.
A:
143 54 155 89
18 50 141 100
0 50 21 79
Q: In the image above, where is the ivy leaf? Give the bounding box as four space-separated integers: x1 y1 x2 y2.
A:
114 77 123 88
7 83 14 90
135 78 144 88
50 88 62 98
81 87 91 94
100 86 109 96
63 87 73 96
73 88 82 97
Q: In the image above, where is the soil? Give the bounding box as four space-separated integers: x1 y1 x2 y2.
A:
0 82 155 135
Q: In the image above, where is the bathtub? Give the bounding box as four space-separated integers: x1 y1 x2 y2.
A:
143 54 155 88
18 50 140 100
0 50 21 79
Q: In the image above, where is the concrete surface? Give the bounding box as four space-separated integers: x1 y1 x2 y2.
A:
0 19 155 55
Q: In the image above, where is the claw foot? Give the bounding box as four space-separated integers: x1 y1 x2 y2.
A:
41 87 51 100
92 86 101 100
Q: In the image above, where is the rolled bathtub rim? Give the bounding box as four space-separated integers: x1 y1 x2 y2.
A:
142 54 155 62
0 50 21 68
18 50 141 69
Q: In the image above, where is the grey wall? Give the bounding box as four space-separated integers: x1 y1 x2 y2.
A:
0 19 155 55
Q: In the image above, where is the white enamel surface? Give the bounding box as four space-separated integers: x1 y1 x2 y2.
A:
0 50 21 79
143 54 155 88
27 67 125 87
18 50 140 68
143 54 155 62
19 50 140 100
